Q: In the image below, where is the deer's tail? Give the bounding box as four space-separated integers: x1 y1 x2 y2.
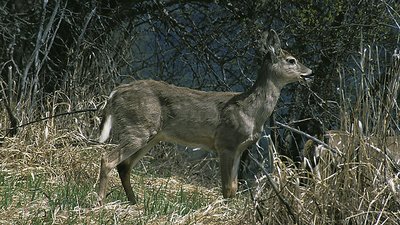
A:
99 114 112 143
99 90 117 143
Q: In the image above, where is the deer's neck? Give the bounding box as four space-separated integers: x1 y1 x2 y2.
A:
238 65 284 128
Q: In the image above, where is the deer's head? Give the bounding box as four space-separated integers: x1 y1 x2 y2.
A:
258 30 313 85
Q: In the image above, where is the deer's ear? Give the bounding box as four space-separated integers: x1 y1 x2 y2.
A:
257 30 282 62
266 30 281 55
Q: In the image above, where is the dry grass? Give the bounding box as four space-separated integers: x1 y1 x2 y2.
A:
1 114 399 224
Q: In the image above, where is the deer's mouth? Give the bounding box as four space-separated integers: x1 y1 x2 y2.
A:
300 69 313 82
301 74 314 82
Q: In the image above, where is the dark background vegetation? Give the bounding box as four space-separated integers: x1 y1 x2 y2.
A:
1 0 399 135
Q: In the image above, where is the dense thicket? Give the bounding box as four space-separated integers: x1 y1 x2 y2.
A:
0 0 399 132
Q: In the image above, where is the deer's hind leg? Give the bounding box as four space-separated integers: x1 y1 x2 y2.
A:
98 133 158 205
117 143 154 204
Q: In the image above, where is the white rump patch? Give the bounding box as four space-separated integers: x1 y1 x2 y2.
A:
99 115 112 143
109 90 117 99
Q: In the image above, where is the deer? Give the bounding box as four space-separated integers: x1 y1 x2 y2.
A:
97 30 313 204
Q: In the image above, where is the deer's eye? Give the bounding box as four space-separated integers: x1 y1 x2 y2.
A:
286 58 296 64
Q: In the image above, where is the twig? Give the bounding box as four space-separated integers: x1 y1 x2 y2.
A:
249 188 264 223
2 99 18 136
1 108 98 136
275 121 343 156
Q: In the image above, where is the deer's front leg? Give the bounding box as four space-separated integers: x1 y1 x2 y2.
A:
219 149 243 198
